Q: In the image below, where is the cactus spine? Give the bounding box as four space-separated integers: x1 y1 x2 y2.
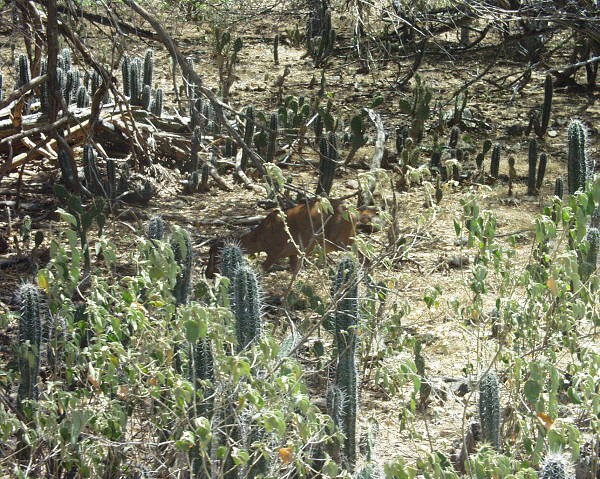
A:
536 153 548 191
232 265 262 351
76 85 89 108
40 62 48 113
130 58 141 106
17 283 42 413
17 53 30 88
83 143 103 195
148 215 165 240
171 228 193 306
567 119 587 195
316 132 338 196
333 256 359 469
527 137 538 195
539 453 574 479
240 106 255 171
220 242 245 282
479 371 500 450
490 143 500 179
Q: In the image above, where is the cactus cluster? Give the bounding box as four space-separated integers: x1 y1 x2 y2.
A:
479 370 500 451
266 112 279 163
399 74 431 144
120 50 162 115
17 283 42 413
306 5 336 67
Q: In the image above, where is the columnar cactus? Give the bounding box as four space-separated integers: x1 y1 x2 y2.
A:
17 283 42 413
83 143 103 195
307 6 336 67
130 58 141 105
536 153 548 191
527 137 538 195
60 48 72 72
0 73 3 103
141 85 151 110
105 159 116 200
121 55 131 98
490 143 500 179
147 215 165 240
171 228 193 306
76 85 89 108
191 126 202 173
534 74 553 138
151 88 163 117
449 125 460 149
220 242 244 282
232 265 262 351
40 62 48 113
266 112 279 163
316 132 338 196
539 453 574 479
240 106 255 171
554 177 564 199
332 256 359 469
17 53 30 88
143 49 153 88
567 119 587 195
479 370 500 450
580 227 599 282
273 33 279 65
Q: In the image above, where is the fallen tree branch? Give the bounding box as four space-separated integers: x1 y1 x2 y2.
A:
0 74 48 111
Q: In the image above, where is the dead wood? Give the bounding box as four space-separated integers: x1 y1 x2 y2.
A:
366 108 385 171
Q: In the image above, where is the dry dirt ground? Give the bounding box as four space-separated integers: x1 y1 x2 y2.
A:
0 1 599 470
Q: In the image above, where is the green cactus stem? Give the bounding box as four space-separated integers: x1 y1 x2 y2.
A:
266 112 279 163
449 126 460 149
191 126 202 173
141 85 151 110
332 256 359 469
148 215 165 240
479 371 500 450
83 143 104 195
121 55 131 98
232 265 262 351
240 106 255 171
143 49 153 88
171 228 193 306
490 143 500 179
0 73 4 103
273 34 279 65
580 227 599 282
220 242 244 283
17 53 30 88
130 58 141 105
536 153 548 191
527 138 538 196
60 48 72 72
40 62 48 113
316 132 338 196
17 283 42 413
554 177 564 199
151 88 163 117
567 119 587 195
534 74 553 138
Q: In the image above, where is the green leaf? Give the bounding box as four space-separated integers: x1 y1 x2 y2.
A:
398 99 413 114
185 320 201 343
57 208 78 228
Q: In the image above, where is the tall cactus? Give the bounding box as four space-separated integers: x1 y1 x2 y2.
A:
148 215 165 240
527 137 538 195
151 88 163 117
17 53 30 88
76 85 89 108
534 74 553 138
143 49 153 88
479 370 500 451
0 73 3 103
332 256 359 469
580 227 599 282
121 54 131 98
232 265 262 351
190 126 202 173
567 119 587 195
449 125 460 149
141 85 151 110
554 177 564 200
40 62 48 113
83 143 103 195
17 283 42 413
171 228 193 306
536 153 548 191
266 112 279 163
316 132 338 196
240 105 255 171
539 453 574 479
490 143 500 179
220 242 244 283
130 58 141 106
